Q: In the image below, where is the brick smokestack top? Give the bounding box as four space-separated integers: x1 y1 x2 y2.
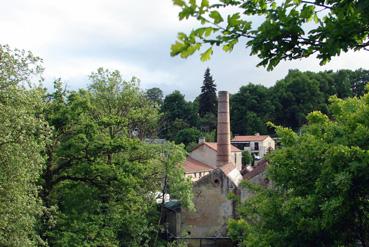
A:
217 91 231 166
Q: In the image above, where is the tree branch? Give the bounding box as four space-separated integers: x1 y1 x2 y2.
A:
357 40 369 50
51 175 104 188
0 140 15 148
196 14 256 39
300 0 332 9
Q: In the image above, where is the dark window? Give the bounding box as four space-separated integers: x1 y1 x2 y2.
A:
232 143 243 149
254 142 259 150
231 142 250 150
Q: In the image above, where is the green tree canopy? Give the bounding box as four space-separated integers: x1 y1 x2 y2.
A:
229 92 369 246
231 83 273 135
241 150 253 166
171 0 369 70
160 90 199 140
229 69 369 134
333 69 369 97
145 87 164 107
40 70 192 246
271 70 329 130
88 68 159 140
174 127 202 151
0 45 48 246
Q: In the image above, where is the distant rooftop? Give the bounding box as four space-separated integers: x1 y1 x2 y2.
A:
232 134 269 142
193 142 241 152
243 159 268 180
184 157 213 173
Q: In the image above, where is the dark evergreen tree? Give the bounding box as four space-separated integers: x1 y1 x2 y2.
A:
199 68 217 117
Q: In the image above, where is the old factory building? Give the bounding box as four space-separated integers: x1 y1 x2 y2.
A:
172 91 270 246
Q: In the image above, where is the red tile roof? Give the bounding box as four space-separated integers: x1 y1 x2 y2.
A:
192 142 241 152
220 162 237 175
232 135 269 142
183 157 214 173
243 159 268 180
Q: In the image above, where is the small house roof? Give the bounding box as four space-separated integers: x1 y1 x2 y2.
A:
192 142 241 153
220 162 243 186
243 159 268 180
184 156 214 173
220 162 236 175
232 135 270 142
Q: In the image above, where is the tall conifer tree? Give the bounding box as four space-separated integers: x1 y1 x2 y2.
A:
199 68 217 117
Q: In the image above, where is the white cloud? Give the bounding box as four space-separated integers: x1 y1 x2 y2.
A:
0 0 193 50
43 56 177 90
1 0 369 100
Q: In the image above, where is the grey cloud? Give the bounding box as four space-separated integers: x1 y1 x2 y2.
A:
1 0 368 101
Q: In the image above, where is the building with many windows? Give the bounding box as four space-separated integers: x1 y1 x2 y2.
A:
231 134 275 159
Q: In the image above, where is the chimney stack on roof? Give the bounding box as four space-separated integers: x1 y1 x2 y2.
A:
217 91 231 166
198 137 206 144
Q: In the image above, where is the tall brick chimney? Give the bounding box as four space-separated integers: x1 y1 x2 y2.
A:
217 91 231 166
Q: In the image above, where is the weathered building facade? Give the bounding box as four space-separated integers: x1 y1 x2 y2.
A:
231 134 275 159
181 169 237 238
169 91 269 247
184 142 242 182
181 91 242 242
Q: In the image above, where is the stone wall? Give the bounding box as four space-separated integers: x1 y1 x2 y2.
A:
240 170 269 202
181 169 237 238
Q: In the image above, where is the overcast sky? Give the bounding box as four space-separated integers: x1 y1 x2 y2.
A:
2 0 369 100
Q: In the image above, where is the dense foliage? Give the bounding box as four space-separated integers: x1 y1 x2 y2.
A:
171 0 369 70
145 87 164 107
159 90 200 141
0 45 48 247
158 69 219 150
231 83 273 135
39 69 192 247
241 151 253 166
229 93 369 246
230 69 369 135
159 69 369 147
1 43 368 246
0 45 192 247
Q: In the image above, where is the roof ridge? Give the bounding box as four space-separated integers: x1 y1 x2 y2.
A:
186 156 214 169
191 142 241 152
